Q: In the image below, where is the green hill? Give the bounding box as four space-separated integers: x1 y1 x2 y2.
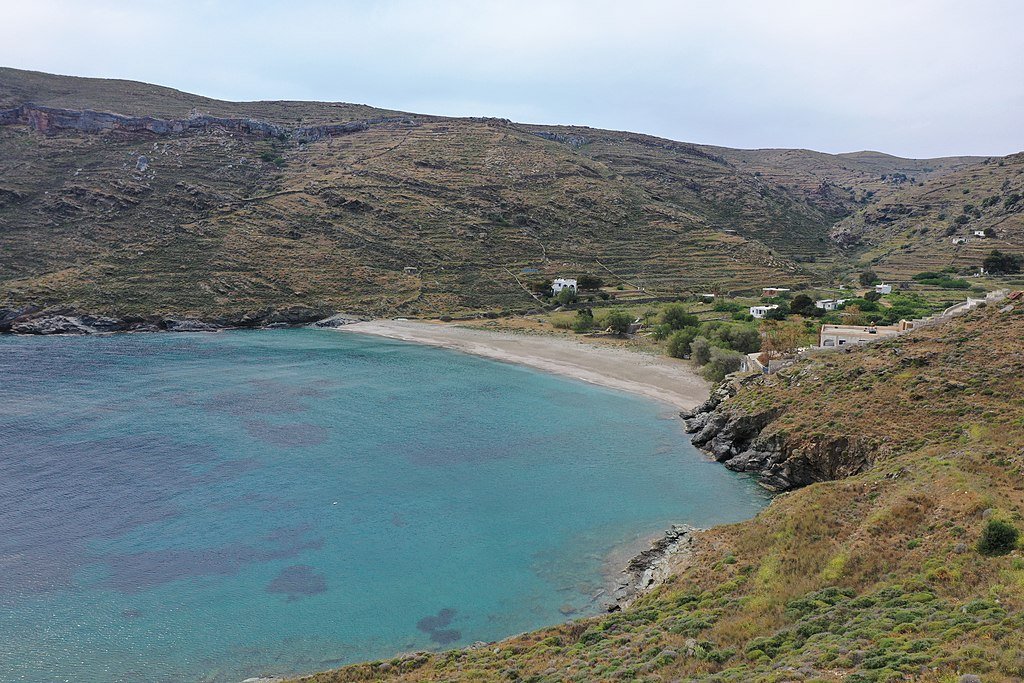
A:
0 67 999 321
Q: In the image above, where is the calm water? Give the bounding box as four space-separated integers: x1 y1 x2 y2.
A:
0 330 769 682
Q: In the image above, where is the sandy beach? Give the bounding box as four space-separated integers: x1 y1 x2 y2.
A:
333 319 710 411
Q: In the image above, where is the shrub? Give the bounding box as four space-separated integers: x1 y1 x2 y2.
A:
661 303 698 330
701 348 745 382
691 336 712 365
719 325 761 353
572 309 594 334
577 274 603 290
977 519 1019 556
555 287 577 305
666 328 698 358
983 250 1023 275
789 294 815 316
712 301 747 313
603 309 633 335
859 269 879 287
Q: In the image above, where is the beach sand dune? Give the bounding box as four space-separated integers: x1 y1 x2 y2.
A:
334 320 709 411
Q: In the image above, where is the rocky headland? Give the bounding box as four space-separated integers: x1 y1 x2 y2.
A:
0 305 338 335
681 373 874 492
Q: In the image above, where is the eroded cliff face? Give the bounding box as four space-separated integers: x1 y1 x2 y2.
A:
0 103 416 141
682 376 877 491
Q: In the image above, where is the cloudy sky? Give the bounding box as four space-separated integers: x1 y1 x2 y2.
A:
1 0 1021 158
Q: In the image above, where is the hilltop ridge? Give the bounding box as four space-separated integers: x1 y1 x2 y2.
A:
1 67 1015 323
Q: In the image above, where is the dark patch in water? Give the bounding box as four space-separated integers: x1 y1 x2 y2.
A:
391 513 407 528
102 525 323 593
416 608 461 644
245 420 330 447
0 435 256 596
209 492 296 513
266 564 327 601
205 379 326 417
121 609 143 619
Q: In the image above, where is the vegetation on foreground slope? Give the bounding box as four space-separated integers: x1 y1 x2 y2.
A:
1 67 1011 321
296 303 1024 682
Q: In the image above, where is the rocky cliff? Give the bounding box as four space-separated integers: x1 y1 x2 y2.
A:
0 304 331 335
0 102 417 141
682 371 878 491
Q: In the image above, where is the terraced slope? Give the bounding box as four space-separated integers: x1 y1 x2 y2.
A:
0 67 994 320
832 152 1024 278
300 302 1024 682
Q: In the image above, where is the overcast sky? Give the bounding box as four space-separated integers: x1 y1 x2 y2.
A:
1 0 1021 158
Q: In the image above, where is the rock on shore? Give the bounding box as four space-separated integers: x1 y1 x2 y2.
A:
0 305 333 335
607 524 699 611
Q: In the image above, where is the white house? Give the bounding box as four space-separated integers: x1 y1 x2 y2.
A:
762 287 791 297
973 230 987 238
551 278 578 294
818 323 908 348
750 304 779 319
875 284 893 295
815 298 847 311
952 237 967 245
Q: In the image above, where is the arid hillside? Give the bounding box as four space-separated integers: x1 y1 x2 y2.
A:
0 67 999 320
832 152 1024 278
299 302 1024 682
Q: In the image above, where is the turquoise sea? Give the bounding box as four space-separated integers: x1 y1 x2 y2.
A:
0 330 769 682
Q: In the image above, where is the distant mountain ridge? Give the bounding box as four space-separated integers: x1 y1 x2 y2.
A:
0 67 1015 320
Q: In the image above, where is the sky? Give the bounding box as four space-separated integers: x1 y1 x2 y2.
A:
1 0 1022 158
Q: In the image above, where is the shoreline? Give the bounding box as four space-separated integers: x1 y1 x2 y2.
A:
330 319 710 411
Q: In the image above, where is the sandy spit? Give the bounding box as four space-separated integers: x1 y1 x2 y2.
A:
332 319 709 411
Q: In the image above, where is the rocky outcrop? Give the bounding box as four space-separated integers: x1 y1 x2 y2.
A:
1 305 333 335
10 315 97 335
0 103 417 142
607 525 698 612
531 131 589 149
312 313 368 328
682 377 875 491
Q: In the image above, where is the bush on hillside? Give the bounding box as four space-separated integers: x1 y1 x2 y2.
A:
666 328 698 358
661 303 699 330
859 269 879 287
712 301 747 313
978 519 1019 556
577 274 603 290
603 309 633 335
572 309 594 333
789 294 815 316
701 348 745 382
983 250 1023 275
691 336 712 366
